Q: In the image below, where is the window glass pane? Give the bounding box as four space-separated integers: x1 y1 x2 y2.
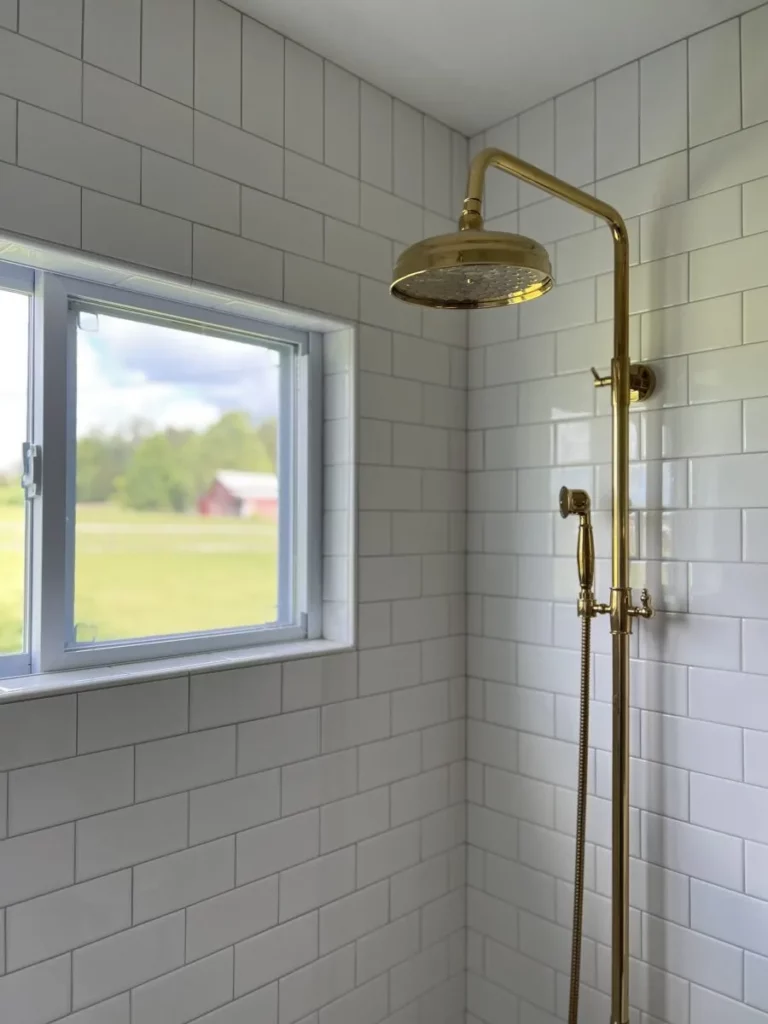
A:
0 290 30 655
74 310 282 644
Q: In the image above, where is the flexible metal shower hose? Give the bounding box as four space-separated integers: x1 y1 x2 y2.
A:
568 612 591 1024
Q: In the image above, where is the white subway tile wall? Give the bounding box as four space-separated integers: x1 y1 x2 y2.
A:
1 2 768 1021
0 3 467 1024
467 8 768 1024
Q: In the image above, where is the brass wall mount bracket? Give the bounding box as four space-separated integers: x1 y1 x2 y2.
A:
591 363 657 403
577 590 609 619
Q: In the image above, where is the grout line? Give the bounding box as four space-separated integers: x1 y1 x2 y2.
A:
281 33 286 200
685 36 691 170
138 0 143 86
191 0 196 114
635 57 641 167
320 53 325 168
237 7 242 130
738 11 745 131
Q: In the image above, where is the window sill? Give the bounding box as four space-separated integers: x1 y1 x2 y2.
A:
0 639 354 703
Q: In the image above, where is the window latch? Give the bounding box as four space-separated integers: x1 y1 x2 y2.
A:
21 442 42 500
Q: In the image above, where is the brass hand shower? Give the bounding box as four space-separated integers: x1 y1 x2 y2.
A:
558 486 651 1024
559 486 601 1024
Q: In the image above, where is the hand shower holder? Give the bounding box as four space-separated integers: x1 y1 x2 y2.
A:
591 363 656 403
593 364 659 403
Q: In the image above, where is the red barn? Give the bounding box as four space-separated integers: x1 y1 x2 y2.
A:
197 470 278 520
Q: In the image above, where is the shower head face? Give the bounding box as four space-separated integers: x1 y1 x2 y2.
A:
390 229 553 309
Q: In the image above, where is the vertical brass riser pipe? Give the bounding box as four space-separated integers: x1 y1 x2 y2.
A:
610 224 632 1024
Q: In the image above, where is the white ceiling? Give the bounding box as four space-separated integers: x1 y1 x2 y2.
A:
231 0 757 135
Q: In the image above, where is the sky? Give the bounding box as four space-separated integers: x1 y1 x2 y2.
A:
0 292 280 472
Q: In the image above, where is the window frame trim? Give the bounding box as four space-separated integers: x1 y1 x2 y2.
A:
0 262 34 294
2 269 324 677
303 331 324 640
0 263 35 673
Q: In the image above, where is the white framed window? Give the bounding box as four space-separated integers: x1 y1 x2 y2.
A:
0 264 325 677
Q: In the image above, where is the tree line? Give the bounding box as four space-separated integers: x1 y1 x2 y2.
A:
76 412 277 513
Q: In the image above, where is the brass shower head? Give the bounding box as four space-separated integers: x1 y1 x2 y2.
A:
390 227 553 309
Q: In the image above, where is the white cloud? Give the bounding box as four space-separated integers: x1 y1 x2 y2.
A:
0 293 280 473
77 312 279 435
76 338 221 438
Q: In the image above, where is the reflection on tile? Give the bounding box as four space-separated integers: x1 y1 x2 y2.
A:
690 341 768 404
486 424 555 469
744 397 768 452
557 418 611 466
744 287 768 345
640 188 740 262
596 460 688 510
518 556 575 603
558 417 639 466
641 294 742 360
640 612 740 670
743 510 768 562
640 510 742 562
744 619 768 675
556 318 640 375
519 373 595 424
690 562 768 618
630 560 688 612
520 280 595 337
640 402 741 460
691 454 768 508
595 656 688 714
597 254 688 320
484 512 554 556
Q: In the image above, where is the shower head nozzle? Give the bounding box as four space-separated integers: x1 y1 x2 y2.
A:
390 228 553 309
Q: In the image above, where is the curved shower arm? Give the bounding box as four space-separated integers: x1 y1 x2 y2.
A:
461 146 627 243
462 144 631 602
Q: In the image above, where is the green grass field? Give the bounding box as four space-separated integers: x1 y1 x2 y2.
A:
0 502 278 653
